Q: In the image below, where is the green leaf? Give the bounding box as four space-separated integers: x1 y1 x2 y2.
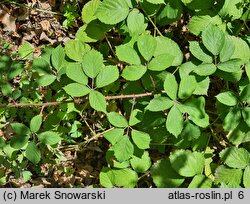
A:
164 73 178 100
148 54 174 71
223 108 242 131
81 49 104 78
180 97 209 128
36 74 56 87
193 76 210 96
89 90 107 113
151 159 184 187
193 63 217 76
220 147 250 169
116 45 141 65
166 106 183 137
181 0 214 10
65 39 90 62
146 0 165 4
219 35 235 62
113 135 134 162
100 167 138 188
18 42 33 59
219 0 243 20
137 34 156 61
240 84 250 103
189 41 213 63
1 83 12 96
130 151 151 173
38 131 62 145
104 128 124 145
188 175 212 188
66 63 88 85
131 130 150 149
21 171 32 182
127 9 147 36
181 122 201 141
169 150 205 177
81 0 100 23
51 45 65 71
202 24 225 56
96 65 119 88
242 108 250 127
243 166 250 188
30 114 42 133
188 14 223 36
63 83 91 97
25 142 41 164
216 91 238 106
107 112 128 128
154 36 183 66
10 135 29 149
11 123 31 136
32 58 50 74
146 96 173 112
217 59 242 73
122 65 147 81
215 165 243 185
178 75 197 99
156 0 182 26
96 0 129 24
129 109 143 126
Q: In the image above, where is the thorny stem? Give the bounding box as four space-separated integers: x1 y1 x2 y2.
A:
0 92 154 108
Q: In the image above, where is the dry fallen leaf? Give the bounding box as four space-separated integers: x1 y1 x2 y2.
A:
0 8 16 32
40 20 50 31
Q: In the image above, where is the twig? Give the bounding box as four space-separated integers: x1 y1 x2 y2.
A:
105 92 153 100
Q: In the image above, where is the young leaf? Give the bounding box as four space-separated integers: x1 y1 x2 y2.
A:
202 24 225 56
151 159 184 188
30 114 42 133
220 147 250 169
107 112 128 128
217 59 242 73
113 135 134 162
89 90 107 113
169 150 205 177
148 54 174 71
127 9 147 36
166 106 183 137
96 0 129 24
116 45 141 65
193 63 217 76
51 45 65 71
243 166 250 188
122 65 147 81
216 91 238 106
137 34 157 61
63 83 90 97
38 131 62 145
131 130 150 149
189 41 213 63
96 65 119 88
81 49 104 78
104 128 124 145
164 73 178 100
145 96 173 112
25 142 41 164
130 151 151 173
66 63 88 85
